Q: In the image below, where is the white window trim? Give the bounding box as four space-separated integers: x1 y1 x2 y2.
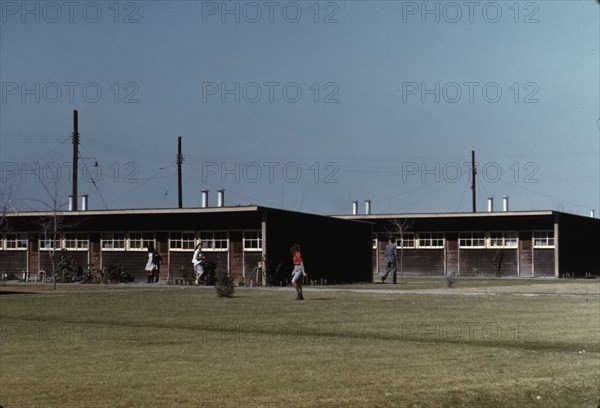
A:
533 231 555 249
63 233 89 251
128 232 156 251
101 232 127 251
396 233 416 249
39 235 62 251
168 231 196 251
243 230 262 252
417 232 445 249
459 232 487 249
200 231 229 252
488 232 518 249
3 233 28 251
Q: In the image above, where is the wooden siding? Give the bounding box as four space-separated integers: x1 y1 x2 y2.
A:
533 249 554 277
0 251 28 274
458 249 518 277
243 251 263 285
169 251 193 277
397 249 445 276
101 251 148 281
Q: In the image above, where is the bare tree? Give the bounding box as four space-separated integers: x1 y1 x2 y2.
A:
0 178 18 233
29 176 68 290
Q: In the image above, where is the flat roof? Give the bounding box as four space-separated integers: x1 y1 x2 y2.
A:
335 210 556 220
5 205 261 218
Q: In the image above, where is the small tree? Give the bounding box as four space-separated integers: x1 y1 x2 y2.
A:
36 179 65 290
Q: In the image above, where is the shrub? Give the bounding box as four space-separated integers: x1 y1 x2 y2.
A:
203 259 217 285
57 250 75 282
81 264 132 284
215 269 235 298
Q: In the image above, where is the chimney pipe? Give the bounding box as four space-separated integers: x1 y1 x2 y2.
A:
81 194 89 211
352 200 358 215
365 199 371 215
502 196 509 212
591 209 596 218
201 189 209 208
217 189 225 207
68 195 75 211
487 197 494 212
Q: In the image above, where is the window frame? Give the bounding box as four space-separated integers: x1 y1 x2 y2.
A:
169 231 196 251
4 233 28 250
417 232 445 249
489 232 518 249
200 231 229 252
459 232 487 249
101 232 126 251
128 232 156 251
243 230 262 252
396 233 415 249
64 232 89 251
533 231 555 248
39 234 62 251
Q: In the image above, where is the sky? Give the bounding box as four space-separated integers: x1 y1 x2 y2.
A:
1 0 599 217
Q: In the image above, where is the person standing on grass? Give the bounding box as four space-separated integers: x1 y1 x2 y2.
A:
145 246 162 283
291 243 307 300
152 248 163 283
381 237 397 283
192 242 206 285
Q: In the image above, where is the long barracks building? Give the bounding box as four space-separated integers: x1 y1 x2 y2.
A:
1 206 599 280
339 210 600 278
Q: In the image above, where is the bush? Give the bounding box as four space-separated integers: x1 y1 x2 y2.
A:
57 250 75 282
215 269 235 298
203 259 217 286
81 264 133 284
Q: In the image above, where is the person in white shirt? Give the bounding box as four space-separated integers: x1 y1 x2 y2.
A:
192 242 205 285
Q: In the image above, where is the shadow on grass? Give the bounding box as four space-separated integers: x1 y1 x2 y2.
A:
307 298 336 301
0 291 41 296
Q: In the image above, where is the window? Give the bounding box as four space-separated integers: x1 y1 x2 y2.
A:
169 232 196 250
5 233 27 250
129 232 155 250
397 233 415 249
489 232 518 248
200 231 228 251
101 232 126 250
243 231 262 251
40 235 61 251
533 231 554 248
64 233 89 250
459 233 486 248
418 232 444 249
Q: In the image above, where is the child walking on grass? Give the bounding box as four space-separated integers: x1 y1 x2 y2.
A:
290 243 307 300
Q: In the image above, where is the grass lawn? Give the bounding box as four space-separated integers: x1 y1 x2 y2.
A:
1 279 599 407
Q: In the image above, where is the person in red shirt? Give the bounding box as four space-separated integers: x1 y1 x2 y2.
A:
290 243 307 300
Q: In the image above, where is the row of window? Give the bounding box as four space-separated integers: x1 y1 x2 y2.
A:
374 231 555 249
0 231 263 252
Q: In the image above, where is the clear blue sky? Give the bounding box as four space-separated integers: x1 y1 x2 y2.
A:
1 0 599 216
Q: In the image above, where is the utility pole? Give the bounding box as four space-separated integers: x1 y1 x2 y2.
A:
471 150 476 213
72 110 79 211
177 136 183 208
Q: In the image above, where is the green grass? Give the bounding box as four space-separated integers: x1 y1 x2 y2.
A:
1 280 599 408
